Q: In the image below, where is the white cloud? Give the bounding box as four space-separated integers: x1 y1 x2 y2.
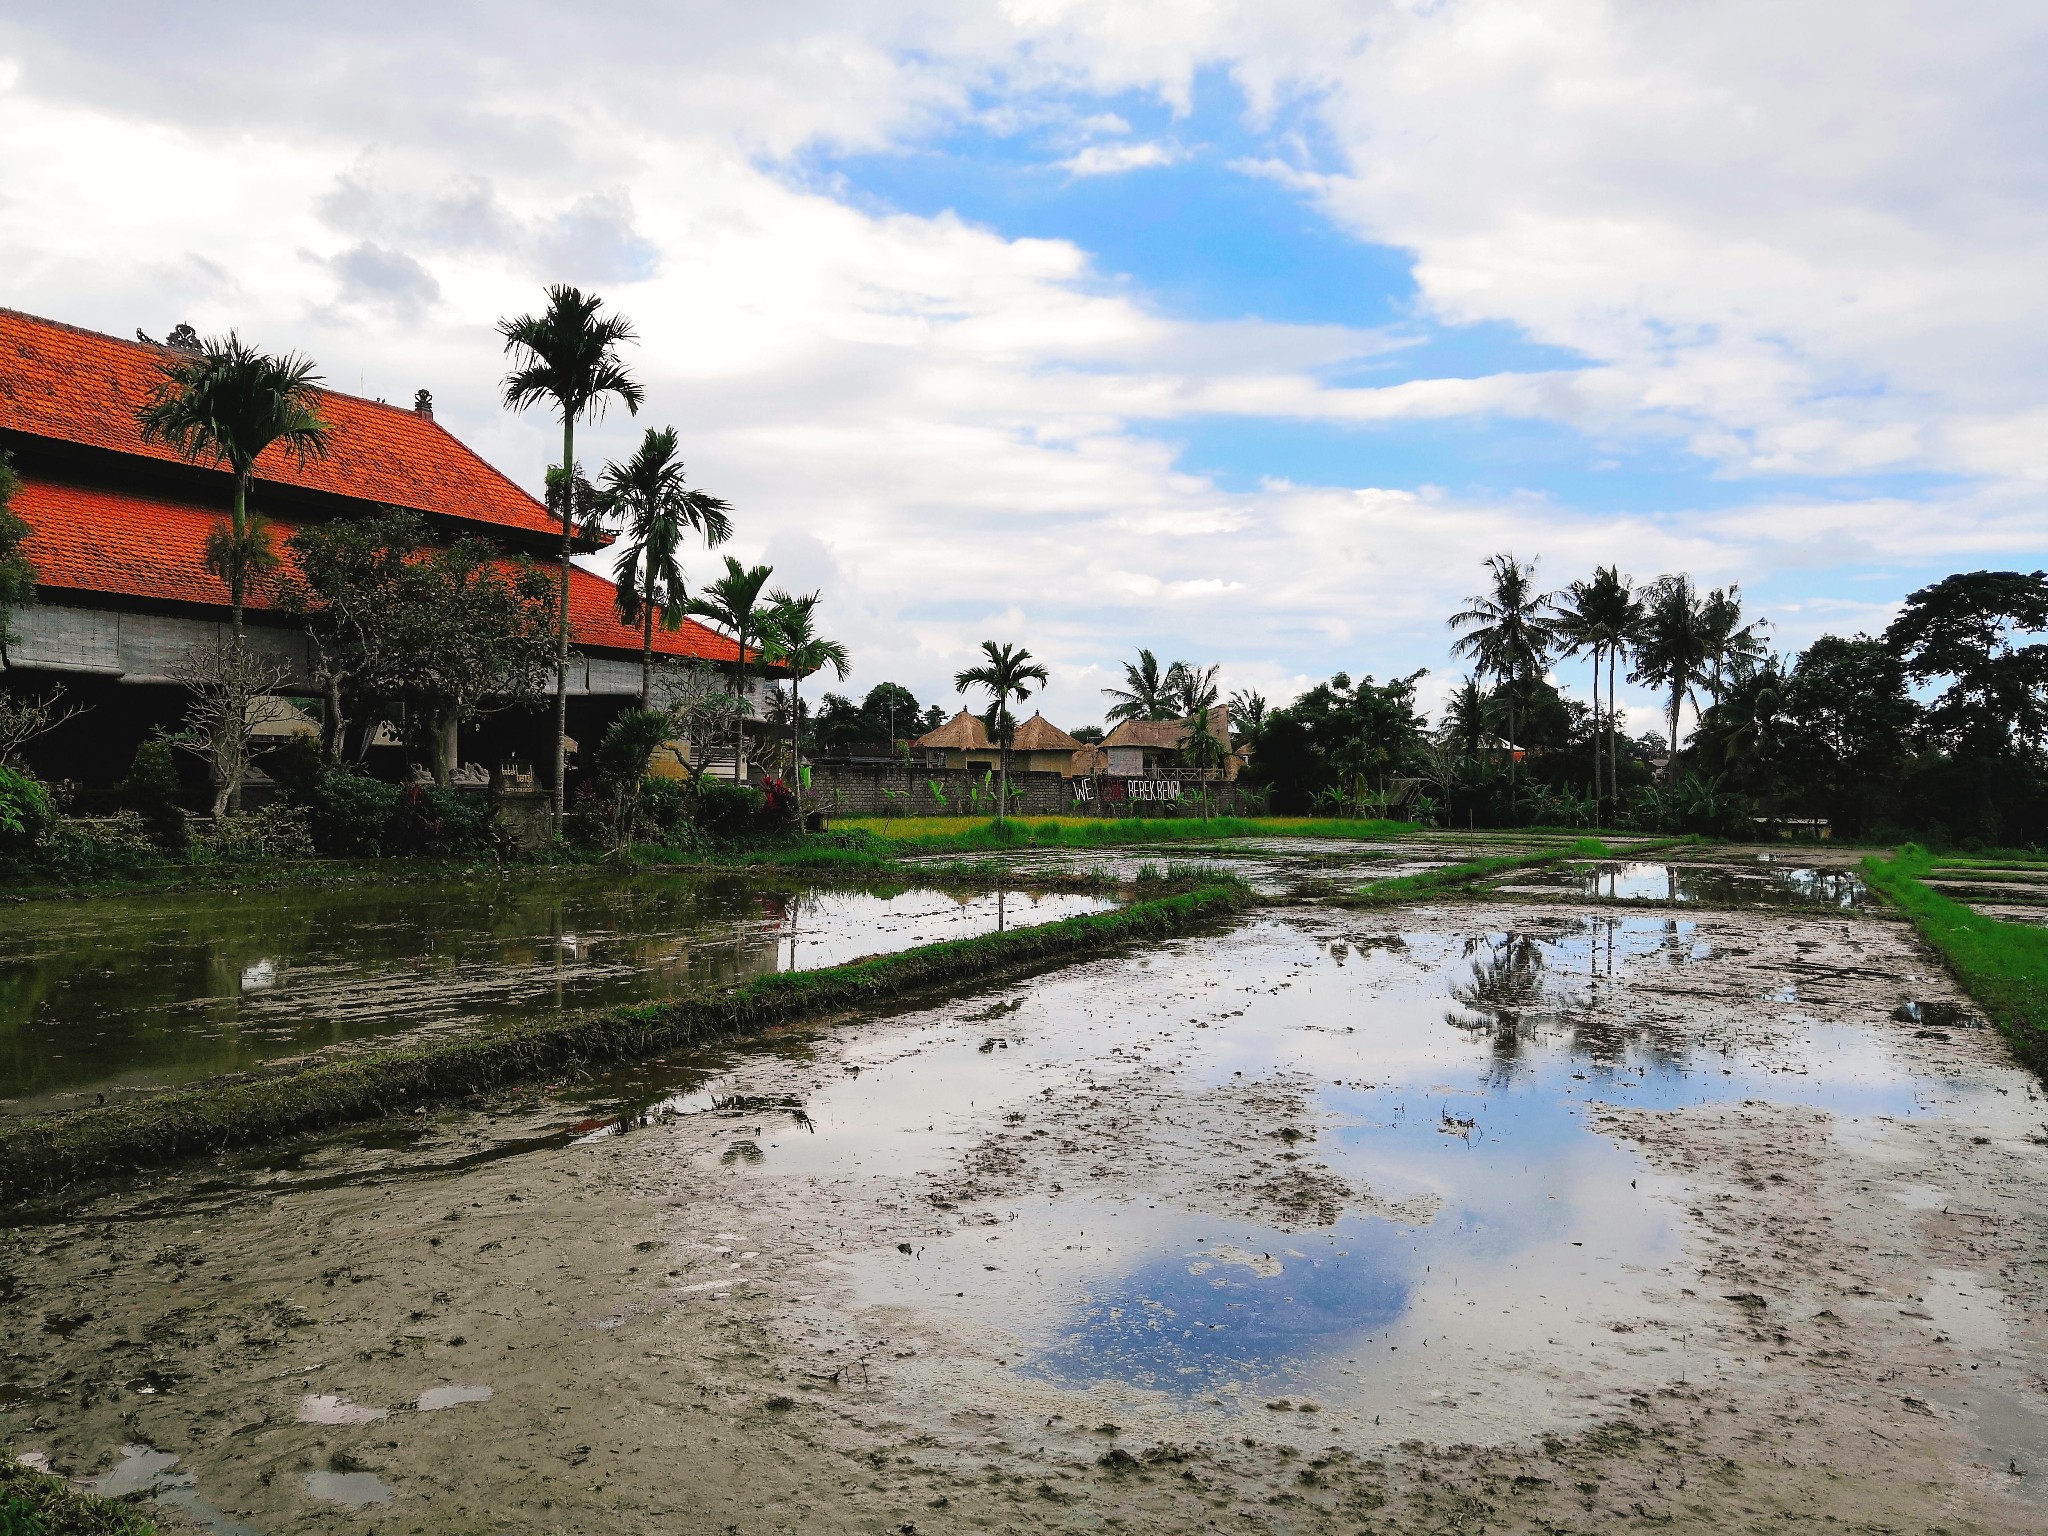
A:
0 1 2042 734
1059 139 1180 176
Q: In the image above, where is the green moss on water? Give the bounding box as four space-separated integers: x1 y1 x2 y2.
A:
0 882 1254 1204
1863 845 2048 1077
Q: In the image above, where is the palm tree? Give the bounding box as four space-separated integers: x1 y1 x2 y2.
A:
599 428 733 707
954 640 1050 823
1552 565 1642 817
686 556 776 782
1227 688 1267 741
757 589 849 812
1632 574 1715 776
136 333 331 645
1700 584 1767 702
1447 554 1556 803
498 284 644 828
1440 677 1490 759
1102 648 1186 723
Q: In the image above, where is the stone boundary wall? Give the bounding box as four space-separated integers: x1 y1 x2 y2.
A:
806 763 1260 818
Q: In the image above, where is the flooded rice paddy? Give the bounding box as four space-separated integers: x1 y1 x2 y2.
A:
0 873 1111 1116
1496 857 1868 909
5 839 2047 1533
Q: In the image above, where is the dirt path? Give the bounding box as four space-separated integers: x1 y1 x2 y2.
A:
4 890 2046 1533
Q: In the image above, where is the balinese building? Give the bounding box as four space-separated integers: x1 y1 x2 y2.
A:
912 709 1085 776
0 307 772 791
1099 704 1240 779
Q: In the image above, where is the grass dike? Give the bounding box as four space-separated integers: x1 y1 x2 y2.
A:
1342 835 1620 906
0 880 1255 1206
1863 844 2048 1076
0 1457 159 1536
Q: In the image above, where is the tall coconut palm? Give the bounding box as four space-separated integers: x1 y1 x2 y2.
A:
1700 584 1767 702
1552 565 1642 816
1102 648 1187 723
599 427 733 707
1632 574 1715 776
498 284 644 828
1447 554 1557 802
955 640 1050 823
758 589 850 812
686 556 776 782
136 333 331 645
1440 677 1491 760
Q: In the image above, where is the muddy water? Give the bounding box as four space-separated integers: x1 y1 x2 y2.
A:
1499 858 1868 908
0 874 1112 1116
6 861 2048 1533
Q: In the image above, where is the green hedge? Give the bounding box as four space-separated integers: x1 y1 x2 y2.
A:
0 881 1253 1204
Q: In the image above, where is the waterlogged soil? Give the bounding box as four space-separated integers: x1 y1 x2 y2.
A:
7 865 2048 1533
1497 858 1869 910
0 873 1112 1117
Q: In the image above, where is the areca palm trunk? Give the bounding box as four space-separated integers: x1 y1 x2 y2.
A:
790 672 803 812
230 467 251 646
733 628 748 784
998 717 1010 822
640 593 656 708
552 414 575 832
1608 650 1620 809
1591 644 1602 810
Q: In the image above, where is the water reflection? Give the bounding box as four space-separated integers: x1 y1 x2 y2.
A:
0 875 1112 1114
1506 861 1866 908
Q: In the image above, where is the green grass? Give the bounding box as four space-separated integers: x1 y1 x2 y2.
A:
0 1458 158 1535
0 879 1254 1204
839 815 1420 852
1341 837 1616 907
1863 845 2048 1077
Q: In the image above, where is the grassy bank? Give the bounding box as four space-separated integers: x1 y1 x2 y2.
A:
1863 846 2048 1076
0 1457 157 1536
840 815 1419 852
0 880 1254 1205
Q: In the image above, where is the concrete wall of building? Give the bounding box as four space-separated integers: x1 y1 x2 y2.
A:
6 601 763 705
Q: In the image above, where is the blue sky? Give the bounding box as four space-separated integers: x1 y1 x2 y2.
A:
3 2 2042 733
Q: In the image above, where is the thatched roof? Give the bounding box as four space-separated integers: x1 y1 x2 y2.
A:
1009 712 1083 752
913 709 991 750
1100 704 1230 752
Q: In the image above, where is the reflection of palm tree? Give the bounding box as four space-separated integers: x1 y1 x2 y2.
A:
1446 932 1550 1051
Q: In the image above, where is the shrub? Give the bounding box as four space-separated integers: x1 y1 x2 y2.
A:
638 776 694 847
301 769 401 855
387 781 499 855
760 775 796 825
200 804 315 862
695 779 765 838
123 734 190 853
33 812 160 876
0 764 54 855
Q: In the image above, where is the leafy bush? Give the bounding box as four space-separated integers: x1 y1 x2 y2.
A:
694 779 765 838
638 776 695 848
386 782 500 855
123 735 190 853
300 769 400 855
0 764 54 854
286 764 501 857
200 804 315 862
760 775 796 825
32 813 160 876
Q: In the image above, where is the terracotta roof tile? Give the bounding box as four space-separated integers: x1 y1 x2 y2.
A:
0 307 558 539
13 476 746 663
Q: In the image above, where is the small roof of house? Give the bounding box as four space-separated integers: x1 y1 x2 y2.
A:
1009 712 1083 752
1100 704 1230 752
914 710 992 750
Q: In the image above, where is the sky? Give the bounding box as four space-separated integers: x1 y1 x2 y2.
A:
2 1 2044 738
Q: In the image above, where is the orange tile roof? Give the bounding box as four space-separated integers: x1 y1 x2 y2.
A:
0 307 559 540
13 476 748 664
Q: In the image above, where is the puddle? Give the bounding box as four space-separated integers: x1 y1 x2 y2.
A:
76 1445 258 1535
1500 861 1866 909
0 872 1111 1115
296 1391 387 1424
414 1383 492 1410
305 1469 394 1507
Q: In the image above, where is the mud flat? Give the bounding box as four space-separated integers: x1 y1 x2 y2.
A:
5 866 2048 1532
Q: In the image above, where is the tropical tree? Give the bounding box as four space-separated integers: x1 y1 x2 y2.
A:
757 589 850 812
1175 664 1226 814
1632 574 1715 774
686 556 777 782
1227 688 1267 742
1884 570 2048 757
1447 554 1556 802
1439 677 1491 760
1103 648 1187 723
1701 584 1768 701
136 332 331 647
1552 565 1641 815
954 640 1050 822
599 427 733 707
0 449 33 668
498 284 644 828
